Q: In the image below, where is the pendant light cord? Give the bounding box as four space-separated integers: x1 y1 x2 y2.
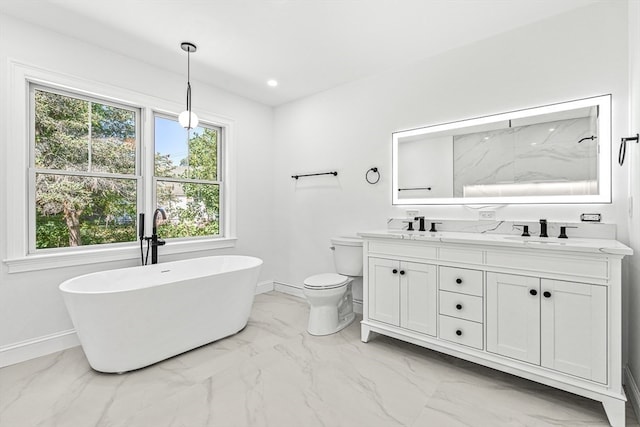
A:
186 48 192 129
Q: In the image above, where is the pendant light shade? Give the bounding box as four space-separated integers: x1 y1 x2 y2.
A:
179 110 199 129
180 42 198 129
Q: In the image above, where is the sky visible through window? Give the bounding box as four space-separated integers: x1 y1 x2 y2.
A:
155 116 204 166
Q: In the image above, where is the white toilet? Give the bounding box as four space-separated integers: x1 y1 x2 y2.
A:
303 236 363 336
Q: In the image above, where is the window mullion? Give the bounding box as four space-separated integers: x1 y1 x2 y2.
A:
155 177 221 185
88 101 92 173
31 168 137 181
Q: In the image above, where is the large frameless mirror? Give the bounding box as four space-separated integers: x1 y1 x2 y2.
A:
392 95 611 205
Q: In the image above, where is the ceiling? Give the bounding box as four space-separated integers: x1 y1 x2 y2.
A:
0 0 597 106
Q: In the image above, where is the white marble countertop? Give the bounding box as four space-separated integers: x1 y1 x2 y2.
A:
358 229 633 256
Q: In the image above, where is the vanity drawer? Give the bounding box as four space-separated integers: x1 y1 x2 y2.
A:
439 266 483 296
439 315 483 350
439 291 483 323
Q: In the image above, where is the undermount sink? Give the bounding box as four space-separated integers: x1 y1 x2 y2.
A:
502 236 563 244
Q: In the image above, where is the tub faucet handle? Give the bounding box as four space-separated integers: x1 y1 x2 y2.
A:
429 222 442 232
403 220 414 231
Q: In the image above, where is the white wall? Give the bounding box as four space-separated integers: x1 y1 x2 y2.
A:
272 2 629 290
0 15 276 358
625 0 640 415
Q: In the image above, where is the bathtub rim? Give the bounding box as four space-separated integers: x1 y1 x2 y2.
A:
59 255 263 295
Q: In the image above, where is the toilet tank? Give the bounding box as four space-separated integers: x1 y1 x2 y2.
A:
331 236 363 276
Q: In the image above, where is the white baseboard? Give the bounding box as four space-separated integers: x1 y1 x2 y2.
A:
274 281 305 298
625 365 640 423
256 280 275 294
0 329 79 368
353 299 363 314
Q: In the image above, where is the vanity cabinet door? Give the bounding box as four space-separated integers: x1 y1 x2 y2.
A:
400 262 437 336
486 272 540 365
540 279 607 383
368 257 400 326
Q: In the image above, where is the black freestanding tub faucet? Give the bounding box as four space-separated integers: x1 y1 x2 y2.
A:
151 208 167 264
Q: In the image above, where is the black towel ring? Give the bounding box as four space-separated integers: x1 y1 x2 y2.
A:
366 167 380 184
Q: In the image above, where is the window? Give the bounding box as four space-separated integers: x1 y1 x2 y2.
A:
5 63 235 272
27 81 229 256
31 86 140 250
154 116 222 238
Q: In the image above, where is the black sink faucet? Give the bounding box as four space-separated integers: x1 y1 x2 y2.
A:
414 216 426 232
151 208 167 264
539 219 548 238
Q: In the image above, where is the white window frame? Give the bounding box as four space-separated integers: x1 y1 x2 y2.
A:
152 113 225 242
28 84 143 253
3 61 237 273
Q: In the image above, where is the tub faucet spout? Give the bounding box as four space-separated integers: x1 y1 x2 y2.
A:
151 209 167 264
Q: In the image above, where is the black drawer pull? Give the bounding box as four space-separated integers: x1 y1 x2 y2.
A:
529 289 537 296
455 278 463 284
543 291 552 298
399 270 405 275
392 269 398 274
455 329 462 336
456 304 462 310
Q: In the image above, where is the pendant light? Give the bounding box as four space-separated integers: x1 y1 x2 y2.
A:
178 42 199 129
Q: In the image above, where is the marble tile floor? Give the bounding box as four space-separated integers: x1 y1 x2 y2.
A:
1 291 638 427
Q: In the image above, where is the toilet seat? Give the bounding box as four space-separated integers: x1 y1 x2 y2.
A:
303 273 350 290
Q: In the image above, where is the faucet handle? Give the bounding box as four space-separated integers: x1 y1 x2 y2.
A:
429 222 442 232
558 226 577 239
515 224 530 237
403 220 414 231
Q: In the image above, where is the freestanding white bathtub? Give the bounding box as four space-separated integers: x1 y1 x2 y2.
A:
59 255 263 373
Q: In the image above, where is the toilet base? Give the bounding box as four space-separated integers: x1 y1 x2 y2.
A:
305 284 355 336
308 311 355 336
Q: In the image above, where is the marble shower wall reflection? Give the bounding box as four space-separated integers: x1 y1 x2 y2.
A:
453 116 598 197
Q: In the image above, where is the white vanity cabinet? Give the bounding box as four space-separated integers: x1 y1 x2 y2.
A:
368 257 437 336
360 233 631 427
486 273 607 383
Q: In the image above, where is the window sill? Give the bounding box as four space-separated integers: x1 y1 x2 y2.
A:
3 237 237 274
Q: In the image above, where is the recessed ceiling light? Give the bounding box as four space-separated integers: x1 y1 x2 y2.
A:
267 79 278 87
549 128 555 132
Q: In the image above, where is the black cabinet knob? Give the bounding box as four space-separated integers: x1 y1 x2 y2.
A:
529 289 537 296
543 291 552 298
455 329 462 336
455 278 462 284
392 269 398 274
456 304 462 310
400 270 405 275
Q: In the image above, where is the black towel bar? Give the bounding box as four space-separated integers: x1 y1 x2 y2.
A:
291 171 338 180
